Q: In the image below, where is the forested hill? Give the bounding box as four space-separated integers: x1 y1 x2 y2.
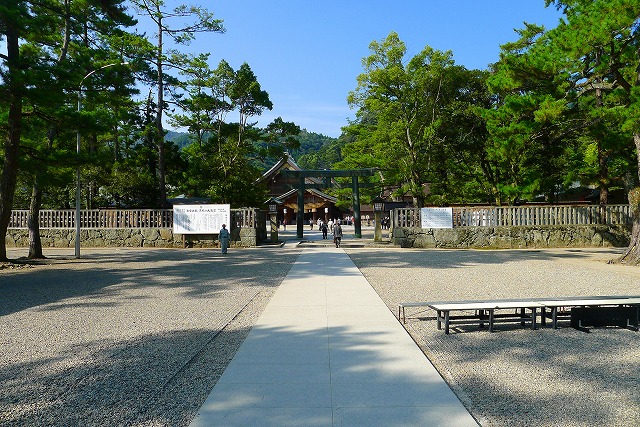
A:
294 131 345 170
165 131 193 150
166 129 344 170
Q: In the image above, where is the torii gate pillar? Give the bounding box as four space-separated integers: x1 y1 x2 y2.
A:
281 168 376 239
352 176 362 238
297 175 305 239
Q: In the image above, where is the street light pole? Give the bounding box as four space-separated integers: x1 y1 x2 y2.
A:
76 62 129 258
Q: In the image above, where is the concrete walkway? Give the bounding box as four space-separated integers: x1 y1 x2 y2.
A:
190 247 478 427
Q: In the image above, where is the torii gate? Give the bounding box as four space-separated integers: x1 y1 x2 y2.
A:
280 168 376 239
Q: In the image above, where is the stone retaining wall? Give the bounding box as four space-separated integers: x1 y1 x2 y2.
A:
5 227 261 248
391 224 631 249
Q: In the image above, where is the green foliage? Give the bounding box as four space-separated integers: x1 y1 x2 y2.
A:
343 32 493 206
484 0 640 205
6 0 640 249
166 131 193 149
167 56 300 206
294 131 343 169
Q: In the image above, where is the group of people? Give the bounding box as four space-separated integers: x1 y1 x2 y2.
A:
220 217 346 253
283 217 344 247
316 218 343 247
380 216 391 229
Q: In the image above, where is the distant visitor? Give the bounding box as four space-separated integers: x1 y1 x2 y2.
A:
219 224 230 254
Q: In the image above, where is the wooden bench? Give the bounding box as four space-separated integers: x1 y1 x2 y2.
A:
428 301 543 334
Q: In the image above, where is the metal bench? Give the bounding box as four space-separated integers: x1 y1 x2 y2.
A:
571 306 639 332
399 297 543 323
537 297 640 329
398 299 480 323
399 296 640 335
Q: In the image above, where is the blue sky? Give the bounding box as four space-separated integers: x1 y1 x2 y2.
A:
156 1 563 137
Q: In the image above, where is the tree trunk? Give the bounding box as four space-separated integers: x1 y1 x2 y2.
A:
619 49 640 264
619 133 640 264
28 175 44 259
0 26 23 261
595 72 609 206
156 14 167 207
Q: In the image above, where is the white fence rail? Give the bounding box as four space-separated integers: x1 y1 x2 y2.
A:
9 208 262 229
391 204 632 228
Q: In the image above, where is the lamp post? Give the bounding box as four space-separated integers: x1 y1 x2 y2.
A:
76 62 129 258
373 196 384 242
265 197 281 243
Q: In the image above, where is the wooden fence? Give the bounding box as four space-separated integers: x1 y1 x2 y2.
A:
8 208 262 229
10 205 632 230
391 204 632 228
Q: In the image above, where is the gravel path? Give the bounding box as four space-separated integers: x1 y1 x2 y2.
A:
0 247 300 426
346 247 640 427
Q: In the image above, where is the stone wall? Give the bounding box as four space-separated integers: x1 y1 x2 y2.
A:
391 224 631 249
5 227 262 249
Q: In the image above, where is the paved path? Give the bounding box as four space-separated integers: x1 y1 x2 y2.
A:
190 247 478 427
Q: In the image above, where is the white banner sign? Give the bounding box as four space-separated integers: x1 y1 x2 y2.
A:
421 207 453 229
173 204 231 234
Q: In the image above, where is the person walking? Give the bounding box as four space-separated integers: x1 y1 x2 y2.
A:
333 221 343 248
219 224 230 254
320 220 328 239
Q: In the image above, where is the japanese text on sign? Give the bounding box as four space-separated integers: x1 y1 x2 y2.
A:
173 204 231 234
420 207 453 229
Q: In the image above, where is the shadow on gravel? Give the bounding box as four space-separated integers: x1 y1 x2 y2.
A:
0 248 299 316
347 248 623 271
416 325 640 426
0 322 474 426
346 247 640 425
0 328 251 427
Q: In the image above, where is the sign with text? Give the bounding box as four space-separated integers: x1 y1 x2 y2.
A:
173 204 231 234
421 207 453 229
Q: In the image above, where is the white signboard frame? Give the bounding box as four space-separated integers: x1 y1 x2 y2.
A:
421 207 453 229
173 204 231 234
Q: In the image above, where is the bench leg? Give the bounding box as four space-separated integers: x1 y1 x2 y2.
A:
520 307 526 326
479 309 485 329
541 307 546 326
444 311 450 335
531 308 537 330
489 310 494 332
436 310 442 330
552 307 558 329
574 319 590 333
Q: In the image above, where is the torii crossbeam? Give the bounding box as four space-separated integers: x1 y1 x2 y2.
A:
280 169 376 239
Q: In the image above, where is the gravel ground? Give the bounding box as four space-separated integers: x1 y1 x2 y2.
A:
346 247 640 427
3 242 640 426
0 246 300 426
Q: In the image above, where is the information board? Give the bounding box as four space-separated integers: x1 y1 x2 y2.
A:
420 207 453 229
173 204 231 234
